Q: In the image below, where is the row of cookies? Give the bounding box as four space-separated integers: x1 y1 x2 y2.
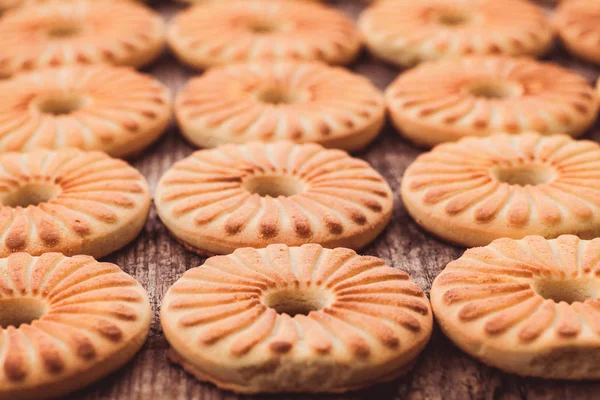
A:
0 0 426 398
0 1 160 399
0 55 599 156
5 138 600 396
0 0 599 397
0 0 598 154
0 0 598 75
366 0 600 387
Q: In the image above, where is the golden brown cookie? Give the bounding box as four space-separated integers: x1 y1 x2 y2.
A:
402 132 600 247
0 0 165 77
556 0 600 65
386 56 599 147
358 0 552 67
431 235 600 379
175 62 384 151
0 149 151 258
0 252 151 400
155 141 393 255
0 65 170 157
161 244 432 393
167 0 361 69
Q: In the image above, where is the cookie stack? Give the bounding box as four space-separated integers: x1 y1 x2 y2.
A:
0 0 598 398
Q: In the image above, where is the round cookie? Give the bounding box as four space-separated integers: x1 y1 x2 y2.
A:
175 62 385 151
0 65 170 157
431 235 600 379
401 132 600 247
556 0 600 65
161 244 432 393
0 0 165 77
167 0 361 69
358 0 552 67
0 149 151 258
385 56 599 147
0 252 151 400
155 141 393 255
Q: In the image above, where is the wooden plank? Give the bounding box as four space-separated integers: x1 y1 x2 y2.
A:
73 1 600 399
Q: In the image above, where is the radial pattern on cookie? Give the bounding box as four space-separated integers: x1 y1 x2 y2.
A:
155 141 393 254
430 235 600 379
0 149 150 257
0 65 170 157
168 0 361 68
175 62 384 151
161 244 432 392
402 133 600 245
0 0 165 77
358 0 552 67
0 252 150 391
385 57 598 146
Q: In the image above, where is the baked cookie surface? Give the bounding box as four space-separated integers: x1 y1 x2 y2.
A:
0 65 170 157
431 235 600 379
175 62 384 151
358 0 552 67
161 244 432 393
556 0 600 65
0 252 151 400
167 0 361 69
155 141 393 255
0 0 165 77
0 149 151 258
401 133 600 247
386 57 598 147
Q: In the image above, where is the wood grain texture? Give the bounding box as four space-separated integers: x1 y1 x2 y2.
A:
72 1 600 399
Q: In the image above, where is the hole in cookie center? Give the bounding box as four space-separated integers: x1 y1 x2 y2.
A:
491 164 555 186
0 298 47 328
247 20 281 34
437 10 471 26
533 279 598 304
467 81 523 99
2 183 61 207
37 94 86 115
256 87 304 105
47 23 81 38
264 288 333 316
243 175 304 197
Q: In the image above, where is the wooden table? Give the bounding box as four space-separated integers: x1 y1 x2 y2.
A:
74 1 600 399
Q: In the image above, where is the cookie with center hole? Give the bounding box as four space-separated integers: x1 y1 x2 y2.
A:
167 0 361 69
175 62 385 152
358 0 552 67
0 0 165 77
385 56 599 147
161 244 432 393
431 235 600 379
0 252 151 400
154 141 393 255
0 149 151 258
0 65 170 157
401 132 600 247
